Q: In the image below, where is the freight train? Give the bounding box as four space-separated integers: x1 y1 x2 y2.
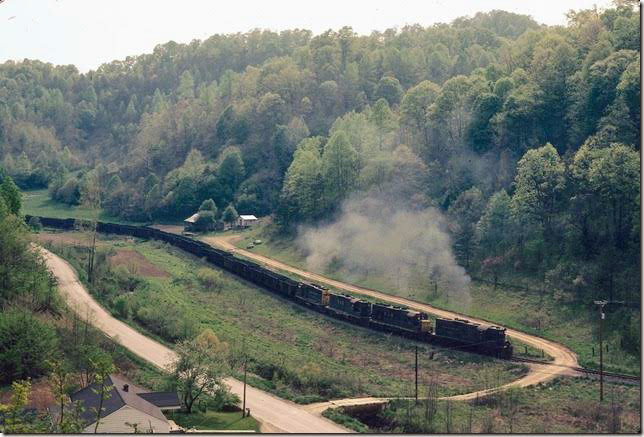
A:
29 215 513 359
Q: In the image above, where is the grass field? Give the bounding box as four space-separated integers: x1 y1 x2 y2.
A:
37 230 527 404
21 189 127 222
230 223 640 375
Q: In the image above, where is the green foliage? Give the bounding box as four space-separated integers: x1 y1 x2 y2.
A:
0 380 49 433
511 143 565 237
196 268 224 293
199 198 217 214
27 215 42 231
171 329 231 414
1 175 21 215
322 408 369 432
222 204 238 224
321 131 359 209
0 309 58 384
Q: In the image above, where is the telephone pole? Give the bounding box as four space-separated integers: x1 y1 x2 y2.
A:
596 301 605 402
593 300 626 402
242 356 248 416
414 345 419 402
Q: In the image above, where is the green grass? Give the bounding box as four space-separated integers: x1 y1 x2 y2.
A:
168 411 260 432
21 188 130 222
39 230 528 404
229 223 640 375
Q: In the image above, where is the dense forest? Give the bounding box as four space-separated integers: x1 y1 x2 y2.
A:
0 3 640 307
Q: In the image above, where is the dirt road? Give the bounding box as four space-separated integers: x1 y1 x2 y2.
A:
202 235 579 404
39 247 348 433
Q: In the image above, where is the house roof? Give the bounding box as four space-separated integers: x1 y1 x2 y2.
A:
239 215 257 220
70 374 176 427
137 392 181 409
184 213 200 223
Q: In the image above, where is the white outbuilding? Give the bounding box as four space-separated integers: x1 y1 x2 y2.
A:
238 214 258 228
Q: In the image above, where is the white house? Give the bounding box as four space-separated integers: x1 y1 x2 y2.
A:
238 215 258 227
70 374 181 433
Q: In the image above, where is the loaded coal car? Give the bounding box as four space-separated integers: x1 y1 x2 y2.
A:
433 318 512 358
325 293 372 325
274 275 300 297
370 303 431 336
294 283 330 309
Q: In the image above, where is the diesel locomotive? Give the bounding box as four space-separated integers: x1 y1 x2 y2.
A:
29 215 513 359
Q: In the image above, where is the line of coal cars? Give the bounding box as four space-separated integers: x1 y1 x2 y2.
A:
30 216 513 359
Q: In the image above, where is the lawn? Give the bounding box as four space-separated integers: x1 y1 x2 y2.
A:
229 222 640 375
168 411 260 432
37 230 527 404
21 189 129 222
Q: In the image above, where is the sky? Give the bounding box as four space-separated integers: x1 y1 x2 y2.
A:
1 0 614 73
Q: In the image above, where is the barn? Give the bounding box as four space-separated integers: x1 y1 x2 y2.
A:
237 214 258 228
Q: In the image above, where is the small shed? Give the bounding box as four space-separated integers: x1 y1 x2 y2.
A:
238 215 258 228
184 213 200 231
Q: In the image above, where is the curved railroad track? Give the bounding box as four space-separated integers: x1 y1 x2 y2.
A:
201 234 581 408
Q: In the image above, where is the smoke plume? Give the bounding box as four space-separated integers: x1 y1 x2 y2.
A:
296 195 471 307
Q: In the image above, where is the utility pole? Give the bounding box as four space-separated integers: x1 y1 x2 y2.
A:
242 338 248 417
242 355 248 417
414 345 418 402
597 301 604 402
593 300 625 402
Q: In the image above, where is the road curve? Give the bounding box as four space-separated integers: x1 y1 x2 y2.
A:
38 247 349 433
202 235 579 405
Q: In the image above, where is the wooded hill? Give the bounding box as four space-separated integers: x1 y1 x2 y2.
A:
0 4 640 311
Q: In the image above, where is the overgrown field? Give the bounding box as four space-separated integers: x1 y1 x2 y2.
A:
331 377 641 433
230 223 640 375
37 230 527 404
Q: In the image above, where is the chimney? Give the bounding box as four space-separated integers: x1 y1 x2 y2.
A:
123 384 129 392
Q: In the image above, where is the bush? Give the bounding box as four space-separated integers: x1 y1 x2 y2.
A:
197 388 241 412
196 268 224 293
113 295 131 319
28 216 42 231
0 309 58 384
134 302 198 342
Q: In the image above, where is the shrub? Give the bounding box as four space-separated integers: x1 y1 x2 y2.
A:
0 309 58 384
113 295 131 319
27 216 42 231
196 268 224 293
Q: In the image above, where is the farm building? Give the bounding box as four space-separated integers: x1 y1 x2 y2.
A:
69 374 181 433
183 212 201 231
238 214 258 227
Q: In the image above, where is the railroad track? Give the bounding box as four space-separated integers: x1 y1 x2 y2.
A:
512 357 640 382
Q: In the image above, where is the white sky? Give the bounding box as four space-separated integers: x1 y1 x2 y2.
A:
1 0 614 73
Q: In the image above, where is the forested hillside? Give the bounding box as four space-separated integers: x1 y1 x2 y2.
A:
1 3 640 305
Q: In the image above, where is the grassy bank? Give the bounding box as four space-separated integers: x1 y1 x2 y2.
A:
229 223 640 375
330 377 641 433
37 230 527 404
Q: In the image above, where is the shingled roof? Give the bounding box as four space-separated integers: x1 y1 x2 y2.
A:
70 374 180 427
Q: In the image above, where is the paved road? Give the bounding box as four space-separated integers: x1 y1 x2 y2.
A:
39 247 348 433
202 235 579 406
